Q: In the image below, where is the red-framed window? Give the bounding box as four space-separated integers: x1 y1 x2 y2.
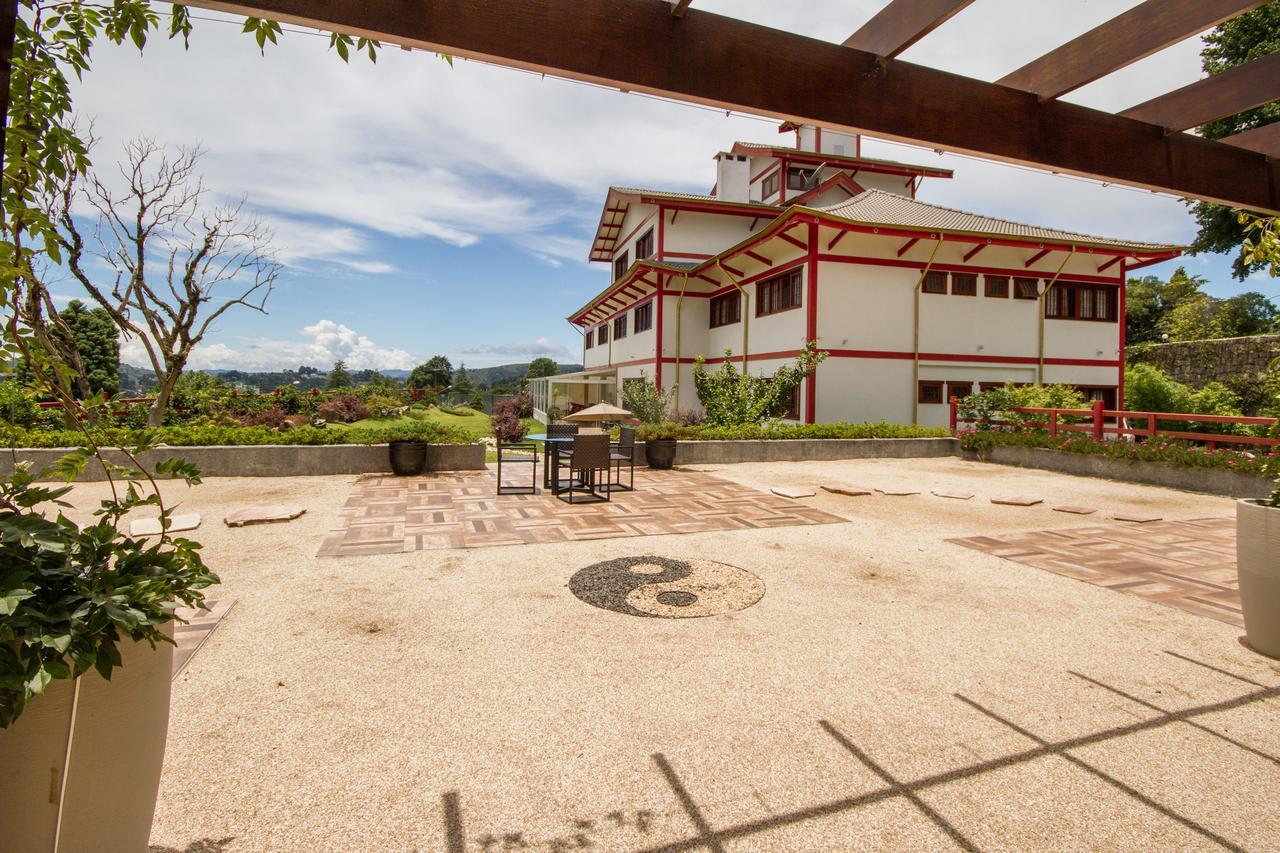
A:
597 322 609 344
947 380 974 402
635 228 655 260
613 314 628 340
633 300 653 333
922 271 947 294
613 250 630 282
1076 386 1118 409
761 171 780 199
984 276 1009 298
584 329 594 348
918 380 944 404
1045 283 1118 322
709 291 741 328
951 273 977 296
1013 277 1039 299
787 166 814 190
780 385 801 420
756 268 803 317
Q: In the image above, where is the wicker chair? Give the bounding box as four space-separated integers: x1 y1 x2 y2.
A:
555 434 611 504
609 426 636 492
544 422 579 489
495 435 538 495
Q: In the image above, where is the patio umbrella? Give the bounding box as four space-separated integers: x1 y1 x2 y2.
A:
563 402 633 423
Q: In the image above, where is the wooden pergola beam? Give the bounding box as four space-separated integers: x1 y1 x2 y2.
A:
843 0 974 59
669 0 693 18
1222 121 1280 158
189 0 1280 213
1120 50 1280 131
998 0 1268 100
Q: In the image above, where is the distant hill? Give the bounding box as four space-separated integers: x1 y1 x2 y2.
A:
466 362 582 387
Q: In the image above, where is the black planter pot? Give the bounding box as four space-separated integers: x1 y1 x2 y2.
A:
388 440 428 476
645 438 677 470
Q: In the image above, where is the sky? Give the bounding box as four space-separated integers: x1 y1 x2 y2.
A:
55 0 1275 373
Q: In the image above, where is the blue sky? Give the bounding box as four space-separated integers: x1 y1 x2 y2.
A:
56 0 1274 372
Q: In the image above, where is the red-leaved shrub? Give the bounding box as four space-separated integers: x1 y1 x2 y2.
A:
315 395 370 423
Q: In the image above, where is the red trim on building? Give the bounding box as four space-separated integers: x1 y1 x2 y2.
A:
963 243 989 262
805 221 818 423
896 237 919 257
658 350 1119 368
814 253 1124 285
1024 248 1052 267
1118 259 1127 408
827 230 848 251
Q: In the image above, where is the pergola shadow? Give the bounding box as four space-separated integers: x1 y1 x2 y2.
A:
441 650 1278 851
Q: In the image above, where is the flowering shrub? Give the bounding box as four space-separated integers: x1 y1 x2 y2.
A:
489 394 529 442
958 427 1276 477
315 394 370 423
0 421 474 447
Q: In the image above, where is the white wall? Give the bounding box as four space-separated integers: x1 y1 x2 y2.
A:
663 210 764 258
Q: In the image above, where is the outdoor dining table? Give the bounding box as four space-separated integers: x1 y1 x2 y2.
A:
525 433 575 489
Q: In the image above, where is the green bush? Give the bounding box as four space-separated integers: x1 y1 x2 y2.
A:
634 421 949 441
1123 364 1250 435
621 372 673 424
693 341 826 426
956 382 1087 428
0 381 40 427
0 420 475 448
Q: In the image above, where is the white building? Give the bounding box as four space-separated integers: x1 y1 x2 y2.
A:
531 125 1181 428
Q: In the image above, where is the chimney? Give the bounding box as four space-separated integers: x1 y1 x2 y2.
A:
714 152 750 203
788 124 861 157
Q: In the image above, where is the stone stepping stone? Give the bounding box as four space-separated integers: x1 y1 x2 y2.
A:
931 489 974 500
822 485 872 497
991 496 1044 507
875 488 921 497
1112 513 1162 524
1053 505 1097 515
130 513 201 536
224 505 307 527
771 486 815 499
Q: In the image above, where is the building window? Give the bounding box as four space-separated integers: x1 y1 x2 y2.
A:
709 291 741 328
1013 277 1039 299
781 385 801 420
633 300 653 333
584 329 593 348
951 273 977 296
635 228 655 260
613 250 630 282
1045 283 1118 322
761 171 780 199
787 166 814 190
947 380 973 402
597 323 608 344
922 271 947 294
984 276 1009 298
756 268 803 317
613 314 628 340
918 380 944 405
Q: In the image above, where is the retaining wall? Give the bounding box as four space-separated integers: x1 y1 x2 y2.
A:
1127 334 1280 389
963 444 1273 499
636 436 958 465
3 443 486 481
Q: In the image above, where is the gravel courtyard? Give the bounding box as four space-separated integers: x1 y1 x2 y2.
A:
61 456 1279 851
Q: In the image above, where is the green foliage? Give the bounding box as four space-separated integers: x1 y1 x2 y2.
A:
326 360 353 390
452 363 474 395
0 462 217 728
526 357 558 380
408 356 452 389
0 381 40 427
0 420 474 448
956 383 1088 428
362 394 403 419
1240 214 1280 281
468 390 484 410
1123 364 1251 434
957 429 1274 480
621 372 672 424
634 421 948 442
692 341 827 426
1187 4 1280 279
17 300 120 398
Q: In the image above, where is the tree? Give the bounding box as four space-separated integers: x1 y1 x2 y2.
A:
453 362 474 395
408 355 452 389
1219 292 1279 336
327 360 353 389
526 357 557 379
1125 267 1209 344
1161 294 1229 342
18 299 120 398
692 342 827 426
1186 3 1280 279
46 138 278 426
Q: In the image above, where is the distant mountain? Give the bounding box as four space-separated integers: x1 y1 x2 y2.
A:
466 362 582 387
117 362 584 394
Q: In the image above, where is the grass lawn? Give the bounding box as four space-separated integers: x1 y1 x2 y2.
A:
330 406 541 443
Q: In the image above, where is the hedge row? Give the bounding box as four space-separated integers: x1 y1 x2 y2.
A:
0 420 476 448
635 421 951 441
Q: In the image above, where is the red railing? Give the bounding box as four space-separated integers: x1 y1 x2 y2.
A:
950 397 1279 449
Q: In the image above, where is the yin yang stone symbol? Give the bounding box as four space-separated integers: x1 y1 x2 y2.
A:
568 555 765 618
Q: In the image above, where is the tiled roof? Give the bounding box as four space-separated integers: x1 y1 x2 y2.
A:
609 186 777 208
730 143 954 177
813 189 1181 252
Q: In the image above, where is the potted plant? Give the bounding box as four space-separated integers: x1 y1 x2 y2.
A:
0 461 217 850
640 422 681 470
1237 443 1280 658
387 427 429 476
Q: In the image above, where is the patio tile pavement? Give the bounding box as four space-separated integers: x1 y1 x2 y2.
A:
949 517 1241 626
172 598 235 677
317 468 847 556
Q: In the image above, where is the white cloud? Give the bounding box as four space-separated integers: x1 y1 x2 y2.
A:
458 337 574 359
121 319 416 372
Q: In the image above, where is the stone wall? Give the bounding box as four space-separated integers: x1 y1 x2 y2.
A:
1127 335 1280 388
